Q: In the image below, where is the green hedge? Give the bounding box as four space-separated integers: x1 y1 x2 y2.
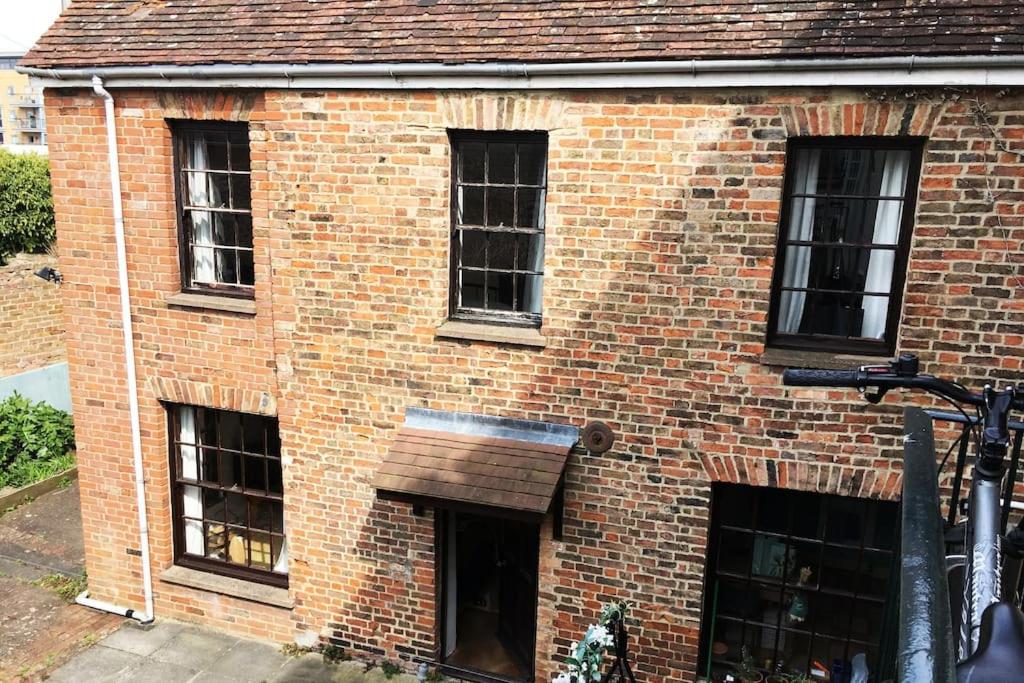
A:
0 393 75 490
0 150 55 265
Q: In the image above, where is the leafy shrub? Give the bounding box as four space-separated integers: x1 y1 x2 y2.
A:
0 393 75 489
0 150 55 264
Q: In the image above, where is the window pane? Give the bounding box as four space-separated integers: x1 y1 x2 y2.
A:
213 214 235 246
489 232 516 270
461 230 487 269
458 186 484 225
515 233 543 271
251 499 277 532
238 251 255 287
205 522 227 560
231 175 251 211
204 489 226 522
487 187 515 227
200 448 219 483
230 141 250 172
220 452 243 489
516 274 543 315
460 269 485 309
718 529 753 577
488 143 515 183
204 138 229 170
460 142 485 183
225 492 247 526
215 249 238 284
244 455 267 492
186 171 210 206
250 532 273 570
236 215 254 248
268 459 283 495
489 272 514 310
209 174 230 209
518 143 546 185
516 188 544 229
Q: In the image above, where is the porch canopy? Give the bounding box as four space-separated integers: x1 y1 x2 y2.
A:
374 408 579 523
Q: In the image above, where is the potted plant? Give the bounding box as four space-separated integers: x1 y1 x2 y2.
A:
733 647 764 683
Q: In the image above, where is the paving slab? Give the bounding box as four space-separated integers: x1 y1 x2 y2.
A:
116 657 200 682
149 627 240 668
202 638 289 681
100 621 185 657
45 644 142 683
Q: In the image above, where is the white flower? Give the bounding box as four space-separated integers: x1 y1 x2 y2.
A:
553 674 572 683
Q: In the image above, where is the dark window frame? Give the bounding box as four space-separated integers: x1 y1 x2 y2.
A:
766 136 926 356
166 403 287 588
698 484 900 680
170 120 255 299
448 130 548 328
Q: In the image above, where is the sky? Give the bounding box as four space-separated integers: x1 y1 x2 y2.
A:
0 0 65 55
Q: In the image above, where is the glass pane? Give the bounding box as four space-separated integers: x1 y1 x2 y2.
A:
515 233 544 271
231 175 251 211
789 540 822 589
717 485 755 528
793 291 864 338
489 272 514 310
869 505 898 550
203 489 226 522
271 536 287 573
220 412 242 451
778 630 812 676
182 485 202 519
250 532 273 570
460 269 485 309
751 534 791 580
819 546 861 593
251 499 278 532
487 187 515 227
516 188 545 229
460 142 485 183
244 455 266 492
213 213 235 246
220 452 243 489
461 230 487 268
267 459 283 495
489 232 516 270
186 172 210 206
236 214 254 248
230 141 250 172
214 249 238 284
849 601 884 644
199 448 219 483
827 498 865 545
758 488 790 534
225 528 247 565
458 186 484 225
184 519 204 556
488 142 515 183
803 246 872 293
205 521 228 560
518 143 546 185
717 579 761 620
810 592 853 637
198 408 217 445
242 414 264 453
515 274 543 315
204 138 229 170
718 529 754 577
859 550 892 598
225 492 247 525
209 174 230 208
790 491 823 539
238 251 255 286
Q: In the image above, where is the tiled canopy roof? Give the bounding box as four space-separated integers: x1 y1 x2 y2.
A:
21 0 1023 70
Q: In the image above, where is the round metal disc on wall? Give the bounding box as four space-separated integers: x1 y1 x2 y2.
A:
581 421 615 454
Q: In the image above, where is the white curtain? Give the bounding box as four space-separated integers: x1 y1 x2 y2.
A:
179 407 204 556
187 138 216 283
274 514 289 574
777 149 821 333
861 151 910 339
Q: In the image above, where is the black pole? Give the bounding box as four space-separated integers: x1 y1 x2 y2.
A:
899 407 957 683
1001 429 1024 532
949 425 972 527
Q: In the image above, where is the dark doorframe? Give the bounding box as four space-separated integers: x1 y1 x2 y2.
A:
435 509 540 683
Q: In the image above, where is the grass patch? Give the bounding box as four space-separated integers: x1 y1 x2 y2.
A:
36 572 87 602
381 661 403 679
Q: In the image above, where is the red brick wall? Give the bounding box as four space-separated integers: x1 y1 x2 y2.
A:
45 87 1024 680
0 253 65 377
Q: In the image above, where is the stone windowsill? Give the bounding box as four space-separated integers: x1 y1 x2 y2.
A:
159 565 292 609
759 346 892 370
435 320 547 348
165 292 257 316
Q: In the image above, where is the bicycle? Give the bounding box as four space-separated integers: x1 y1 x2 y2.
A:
783 353 1024 682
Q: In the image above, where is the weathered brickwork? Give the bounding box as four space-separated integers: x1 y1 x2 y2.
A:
0 253 65 378
45 87 1024 680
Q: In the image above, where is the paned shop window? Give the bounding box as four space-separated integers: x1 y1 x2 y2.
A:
169 405 287 586
700 484 900 681
450 131 547 326
767 138 923 355
172 121 254 296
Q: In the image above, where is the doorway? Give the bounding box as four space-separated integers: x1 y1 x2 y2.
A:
439 510 539 681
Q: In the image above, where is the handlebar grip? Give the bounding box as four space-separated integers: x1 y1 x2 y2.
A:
782 368 863 388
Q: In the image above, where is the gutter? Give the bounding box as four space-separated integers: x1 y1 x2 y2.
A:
77 76 155 625
17 54 1024 90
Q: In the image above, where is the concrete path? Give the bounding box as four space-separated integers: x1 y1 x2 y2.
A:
0 482 123 681
47 620 422 683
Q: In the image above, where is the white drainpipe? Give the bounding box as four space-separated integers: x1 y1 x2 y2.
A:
76 75 154 625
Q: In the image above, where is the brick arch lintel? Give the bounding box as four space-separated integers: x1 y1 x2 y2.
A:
148 377 277 417
156 90 263 122
781 99 944 139
699 453 902 501
439 92 568 132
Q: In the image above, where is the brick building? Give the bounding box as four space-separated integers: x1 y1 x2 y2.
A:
19 2 1024 682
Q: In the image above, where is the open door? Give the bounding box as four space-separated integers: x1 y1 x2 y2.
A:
497 518 539 674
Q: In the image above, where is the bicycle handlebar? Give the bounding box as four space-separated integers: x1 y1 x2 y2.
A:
782 366 986 406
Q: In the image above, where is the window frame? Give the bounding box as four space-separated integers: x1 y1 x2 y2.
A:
765 136 926 356
166 403 287 588
170 120 255 300
448 130 549 328
698 484 900 680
